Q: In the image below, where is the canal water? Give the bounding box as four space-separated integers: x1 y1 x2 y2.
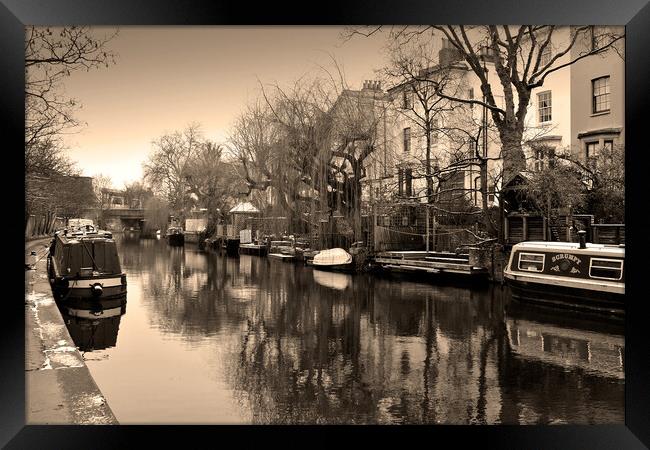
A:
64 235 624 424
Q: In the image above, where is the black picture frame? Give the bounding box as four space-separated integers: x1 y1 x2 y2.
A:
5 0 649 447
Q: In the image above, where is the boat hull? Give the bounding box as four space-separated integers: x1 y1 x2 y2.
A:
310 263 355 273
166 234 185 246
49 272 127 302
268 253 294 262
505 275 624 317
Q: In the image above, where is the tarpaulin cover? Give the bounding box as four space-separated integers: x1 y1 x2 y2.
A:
53 235 122 276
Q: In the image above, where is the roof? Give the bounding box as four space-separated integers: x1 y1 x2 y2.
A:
512 241 625 256
229 201 260 214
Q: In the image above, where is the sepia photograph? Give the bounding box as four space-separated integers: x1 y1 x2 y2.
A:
23 23 629 428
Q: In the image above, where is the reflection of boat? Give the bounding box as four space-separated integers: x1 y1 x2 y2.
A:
506 316 624 380
504 236 624 316
59 298 126 352
268 240 295 262
313 269 352 290
123 228 141 240
166 226 185 246
48 221 127 301
310 248 353 272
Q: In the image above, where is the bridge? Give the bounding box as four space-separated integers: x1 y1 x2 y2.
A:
102 206 145 230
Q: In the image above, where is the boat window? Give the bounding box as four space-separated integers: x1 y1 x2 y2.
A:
518 252 545 272
589 258 623 280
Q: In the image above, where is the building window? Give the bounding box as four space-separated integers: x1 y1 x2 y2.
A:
534 148 545 172
533 146 556 172
585 141 599 158
585 141 600 168
537 91 552 123
397 168 404 196
468 139 476 158
402 91 413 109
592 76 610 113
540 45 552 66
603 139 614 151
488 189 495 204
403 127 411 152
405 168 413 197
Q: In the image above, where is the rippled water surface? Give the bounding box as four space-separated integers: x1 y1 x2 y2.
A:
68 236 624 424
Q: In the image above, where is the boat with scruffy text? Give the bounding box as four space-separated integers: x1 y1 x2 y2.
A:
504 232 624 316
47 220 127 302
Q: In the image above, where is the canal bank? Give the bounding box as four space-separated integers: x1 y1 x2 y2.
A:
25 238 118 425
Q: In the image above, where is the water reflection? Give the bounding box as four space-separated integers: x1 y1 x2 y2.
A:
91 237 623 424
59 297 126 352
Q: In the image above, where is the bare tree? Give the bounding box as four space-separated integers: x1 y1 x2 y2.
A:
184 142 241 229
143 124 204 212
25 26 117 163
346 25 624 183
557 143 625 223
230 74 388 241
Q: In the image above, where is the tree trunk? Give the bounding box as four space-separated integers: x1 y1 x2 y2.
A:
480 157 492 234
498 124 526 184
425 131 434 203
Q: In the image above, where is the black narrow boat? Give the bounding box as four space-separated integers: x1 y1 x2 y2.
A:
166 226 185 246
47 223 127 302
504 232 624 316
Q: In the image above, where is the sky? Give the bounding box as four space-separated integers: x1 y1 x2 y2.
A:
59 27 390 188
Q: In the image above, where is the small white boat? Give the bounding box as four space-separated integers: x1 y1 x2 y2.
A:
311 248 353 272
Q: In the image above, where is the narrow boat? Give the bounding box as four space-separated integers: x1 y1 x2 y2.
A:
503 231 624 316
310 248 354 272
165 226 185 246
47 221 127 302
268 240 295 261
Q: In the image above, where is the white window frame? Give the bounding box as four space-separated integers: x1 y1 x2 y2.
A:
592 76 611 114
518 252 545 272
589 258 623 281
537 91 552 123
540 45 552 67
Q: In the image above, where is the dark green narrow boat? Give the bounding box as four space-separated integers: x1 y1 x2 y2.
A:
47 224 127 302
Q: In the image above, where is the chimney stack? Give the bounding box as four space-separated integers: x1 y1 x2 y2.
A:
578 230 587 249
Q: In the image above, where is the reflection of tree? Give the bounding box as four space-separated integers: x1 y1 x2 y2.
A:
117 239 624 424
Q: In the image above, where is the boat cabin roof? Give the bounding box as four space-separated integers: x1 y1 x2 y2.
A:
55 230 113 244
512 241 624 256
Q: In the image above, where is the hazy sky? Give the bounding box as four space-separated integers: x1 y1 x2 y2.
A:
60 27 389 188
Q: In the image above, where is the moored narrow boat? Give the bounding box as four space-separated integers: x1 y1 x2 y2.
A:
268 240 295 261
503 232 624 316
165 226 185 246
47 222 127 302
